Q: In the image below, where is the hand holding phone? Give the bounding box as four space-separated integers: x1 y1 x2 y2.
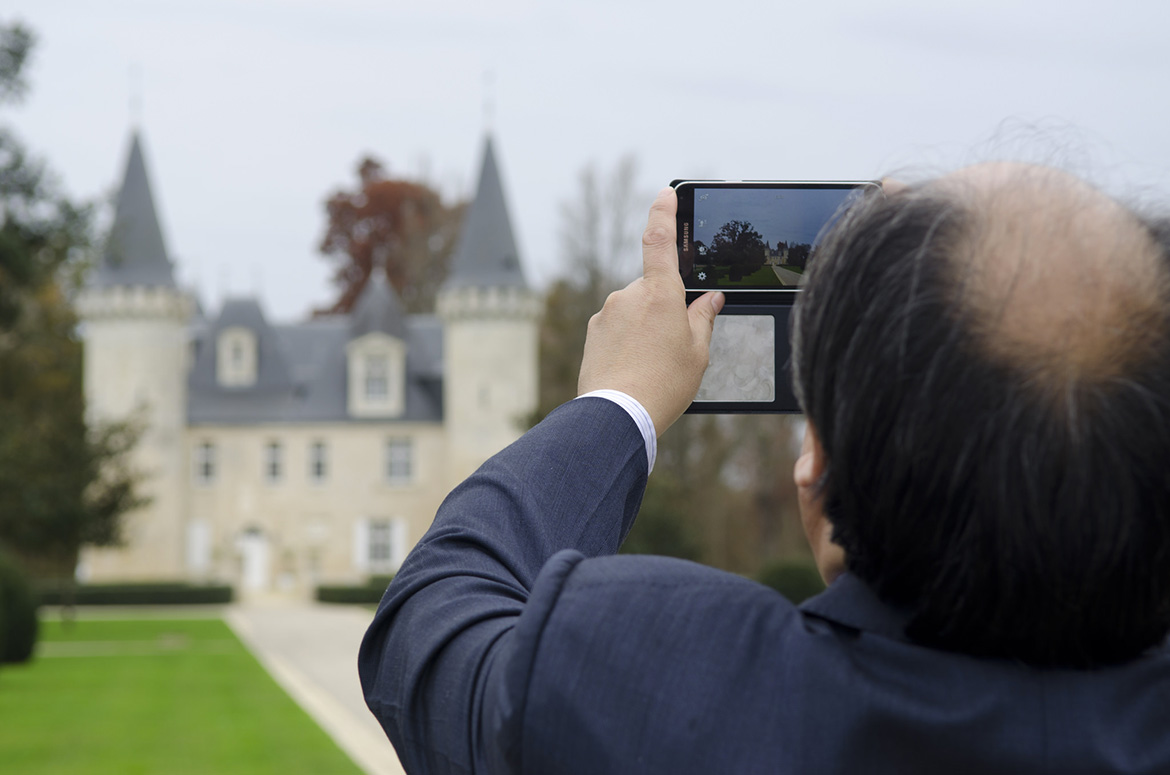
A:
578 187 724 434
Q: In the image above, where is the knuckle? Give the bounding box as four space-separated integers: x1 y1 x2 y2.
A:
642 224 673 250
601 289 623 311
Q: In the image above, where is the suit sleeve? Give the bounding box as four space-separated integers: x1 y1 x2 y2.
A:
357 397 649 774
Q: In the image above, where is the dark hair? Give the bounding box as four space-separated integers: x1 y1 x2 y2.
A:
791 185 1170 667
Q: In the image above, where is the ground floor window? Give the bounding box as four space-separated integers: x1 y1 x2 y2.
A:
355 517 407 574
369 520 393 567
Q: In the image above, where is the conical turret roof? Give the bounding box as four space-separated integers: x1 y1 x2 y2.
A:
93 132 176 288
444 136 527 290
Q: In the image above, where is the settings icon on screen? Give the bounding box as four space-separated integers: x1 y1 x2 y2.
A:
697 271 707 281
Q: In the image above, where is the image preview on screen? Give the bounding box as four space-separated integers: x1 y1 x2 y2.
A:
690 186 859 289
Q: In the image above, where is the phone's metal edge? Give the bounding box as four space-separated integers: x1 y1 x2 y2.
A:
674 179 881 186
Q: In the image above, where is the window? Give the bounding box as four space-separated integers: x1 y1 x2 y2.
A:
187 520 211 574
346 335 405 418
265 441 283 483
309 441 328 483
385 437 413 485
365 354 389 401
195 442 216 485
369 520 393 568
217 327 258 387
360 518 406 574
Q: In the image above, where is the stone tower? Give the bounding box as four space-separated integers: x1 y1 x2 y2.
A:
438 136 541 486
76 132 193 581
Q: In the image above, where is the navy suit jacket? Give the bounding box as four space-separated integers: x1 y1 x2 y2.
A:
359 398 1170 774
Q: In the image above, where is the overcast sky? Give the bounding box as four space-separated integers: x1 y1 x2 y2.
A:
5 0 1169 321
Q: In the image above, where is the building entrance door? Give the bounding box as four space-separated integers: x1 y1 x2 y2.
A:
237 527 270 591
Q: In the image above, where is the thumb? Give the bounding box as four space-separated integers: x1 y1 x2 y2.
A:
687 291 724 348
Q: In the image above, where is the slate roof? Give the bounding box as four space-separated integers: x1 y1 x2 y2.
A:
351 273 408 339
187 299 443 425
124 131 532 426
444 136 528 290
92 132 177 288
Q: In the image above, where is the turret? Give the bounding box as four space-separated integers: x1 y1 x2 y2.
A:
75 132 193 581
437 136 541 486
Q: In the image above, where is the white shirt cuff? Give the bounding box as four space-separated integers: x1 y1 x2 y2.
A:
574 389 657 474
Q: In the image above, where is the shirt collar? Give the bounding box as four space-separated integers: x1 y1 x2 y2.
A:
799 572 914 643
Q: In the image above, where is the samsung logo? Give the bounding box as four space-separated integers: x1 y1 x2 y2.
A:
682 222 690 252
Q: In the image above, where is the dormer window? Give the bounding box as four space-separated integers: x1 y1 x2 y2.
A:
217 326 257 387
365 354 389 401
346 333 405 418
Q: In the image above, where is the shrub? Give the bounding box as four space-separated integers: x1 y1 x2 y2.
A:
368 574 395 590
316 575 394 605
36 582 233 606
756 560 826 605
0 549 39 664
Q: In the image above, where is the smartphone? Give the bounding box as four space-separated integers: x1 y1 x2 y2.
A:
672 180 879 413
674 181 879 293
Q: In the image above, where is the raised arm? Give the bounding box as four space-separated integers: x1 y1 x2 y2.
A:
357 188 723 774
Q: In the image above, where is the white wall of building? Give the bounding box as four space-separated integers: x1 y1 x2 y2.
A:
441 285 541 487
185 423 446 591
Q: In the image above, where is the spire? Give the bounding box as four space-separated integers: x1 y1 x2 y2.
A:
94 132 176 288
444 136 527 290
351 272 408 340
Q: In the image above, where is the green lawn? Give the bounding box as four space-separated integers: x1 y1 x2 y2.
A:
696 263 790 287
0 617 364 775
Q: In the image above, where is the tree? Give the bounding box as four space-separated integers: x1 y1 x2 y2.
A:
558 154 642 309
787 243 811 270
0 22 144 578
318 157 465 314
529 156 645 423
708 219 766 280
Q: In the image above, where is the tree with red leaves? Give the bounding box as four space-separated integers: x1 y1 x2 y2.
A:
318 157 465 314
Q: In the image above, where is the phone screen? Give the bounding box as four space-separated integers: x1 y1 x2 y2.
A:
677 182 874 291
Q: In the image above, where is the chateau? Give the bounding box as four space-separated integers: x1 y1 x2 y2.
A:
76 132 540 594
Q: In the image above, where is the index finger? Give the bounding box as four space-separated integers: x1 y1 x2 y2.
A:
642 187 679 280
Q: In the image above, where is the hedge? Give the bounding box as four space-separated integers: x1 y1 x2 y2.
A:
0 549 39 664
37 582 234 606
316 575 394 605
755 560 826 605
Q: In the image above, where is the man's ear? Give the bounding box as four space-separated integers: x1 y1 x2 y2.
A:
794 422 845 585
793 422 826 490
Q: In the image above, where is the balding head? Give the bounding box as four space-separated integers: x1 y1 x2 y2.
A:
938 163 1169 388
792 164 1170 667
